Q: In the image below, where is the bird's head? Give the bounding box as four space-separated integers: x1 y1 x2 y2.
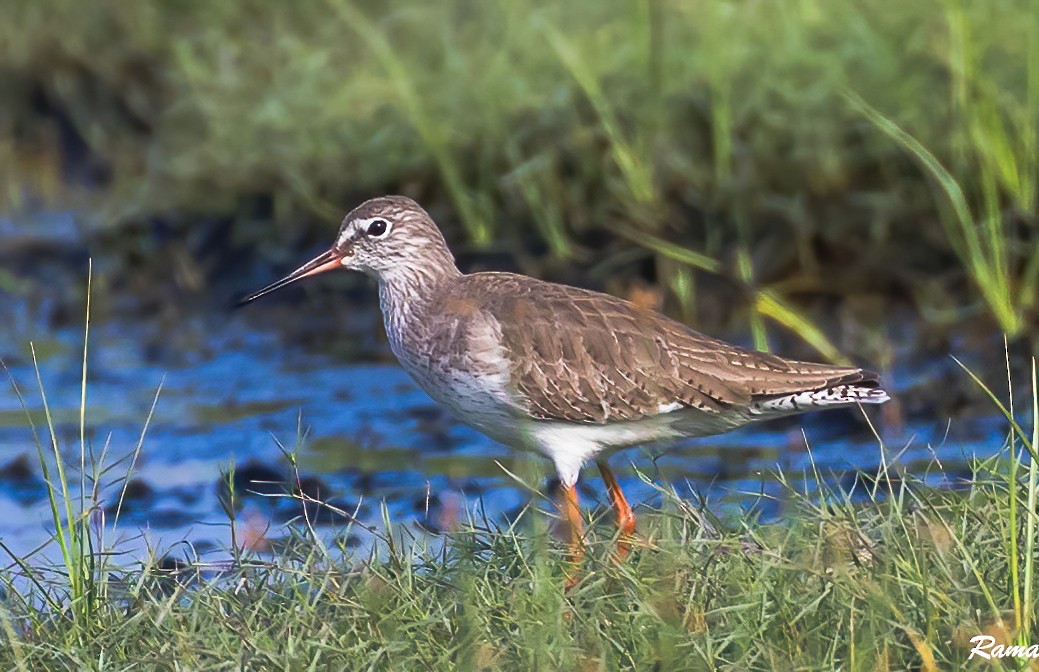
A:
237 195 456 305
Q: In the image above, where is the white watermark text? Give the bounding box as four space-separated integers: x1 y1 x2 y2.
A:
968 635 1039 660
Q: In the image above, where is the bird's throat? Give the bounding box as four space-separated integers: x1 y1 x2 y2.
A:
377 263 459 354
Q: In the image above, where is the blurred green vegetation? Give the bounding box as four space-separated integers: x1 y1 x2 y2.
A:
1 0 1036 350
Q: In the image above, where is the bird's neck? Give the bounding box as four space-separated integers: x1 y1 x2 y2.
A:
377 256 462 346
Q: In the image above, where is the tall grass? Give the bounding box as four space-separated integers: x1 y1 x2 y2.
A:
0 263 160 638
329 1 495 245
3 267 101 633
955 352 1039 655
848 2 1039 336
2 0 1035 352
850 92 1030 337
2 436 1038 668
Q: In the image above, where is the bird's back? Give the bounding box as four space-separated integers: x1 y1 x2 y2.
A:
419 272 885 428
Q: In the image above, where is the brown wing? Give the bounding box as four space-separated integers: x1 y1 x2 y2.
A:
463 273 878 424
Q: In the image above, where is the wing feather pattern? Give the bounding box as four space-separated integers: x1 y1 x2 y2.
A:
450 273 879 424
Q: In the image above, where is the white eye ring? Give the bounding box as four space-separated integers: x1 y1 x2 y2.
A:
363 218 392 238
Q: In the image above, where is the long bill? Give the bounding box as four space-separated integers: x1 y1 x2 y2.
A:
236 248 342 306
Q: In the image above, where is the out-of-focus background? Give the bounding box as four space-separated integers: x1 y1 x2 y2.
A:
0 0 1035 561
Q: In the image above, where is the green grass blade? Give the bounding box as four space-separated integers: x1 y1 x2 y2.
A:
605 222 721 274
28 344 78 605
952 356 1037 462
328 1 490 244
755 289 849 365
846 90 1020 335
1024 358 1038 640
542 21 657 207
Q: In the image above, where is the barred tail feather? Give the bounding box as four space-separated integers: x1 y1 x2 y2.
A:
749 384 890 416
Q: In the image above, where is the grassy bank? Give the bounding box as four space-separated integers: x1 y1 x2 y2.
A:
1 442 1038 669
2 0 1037 351
0 292 1037 669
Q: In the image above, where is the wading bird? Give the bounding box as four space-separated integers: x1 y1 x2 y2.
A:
239 196 889 580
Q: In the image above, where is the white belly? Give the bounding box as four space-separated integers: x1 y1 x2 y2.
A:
386 305 530 448
401 354 528 447
527 405 745 487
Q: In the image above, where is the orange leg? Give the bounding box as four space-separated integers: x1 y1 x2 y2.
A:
596 459 636 559
560 482 585 589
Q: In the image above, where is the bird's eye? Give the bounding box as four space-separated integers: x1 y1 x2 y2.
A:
366 219 390 238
